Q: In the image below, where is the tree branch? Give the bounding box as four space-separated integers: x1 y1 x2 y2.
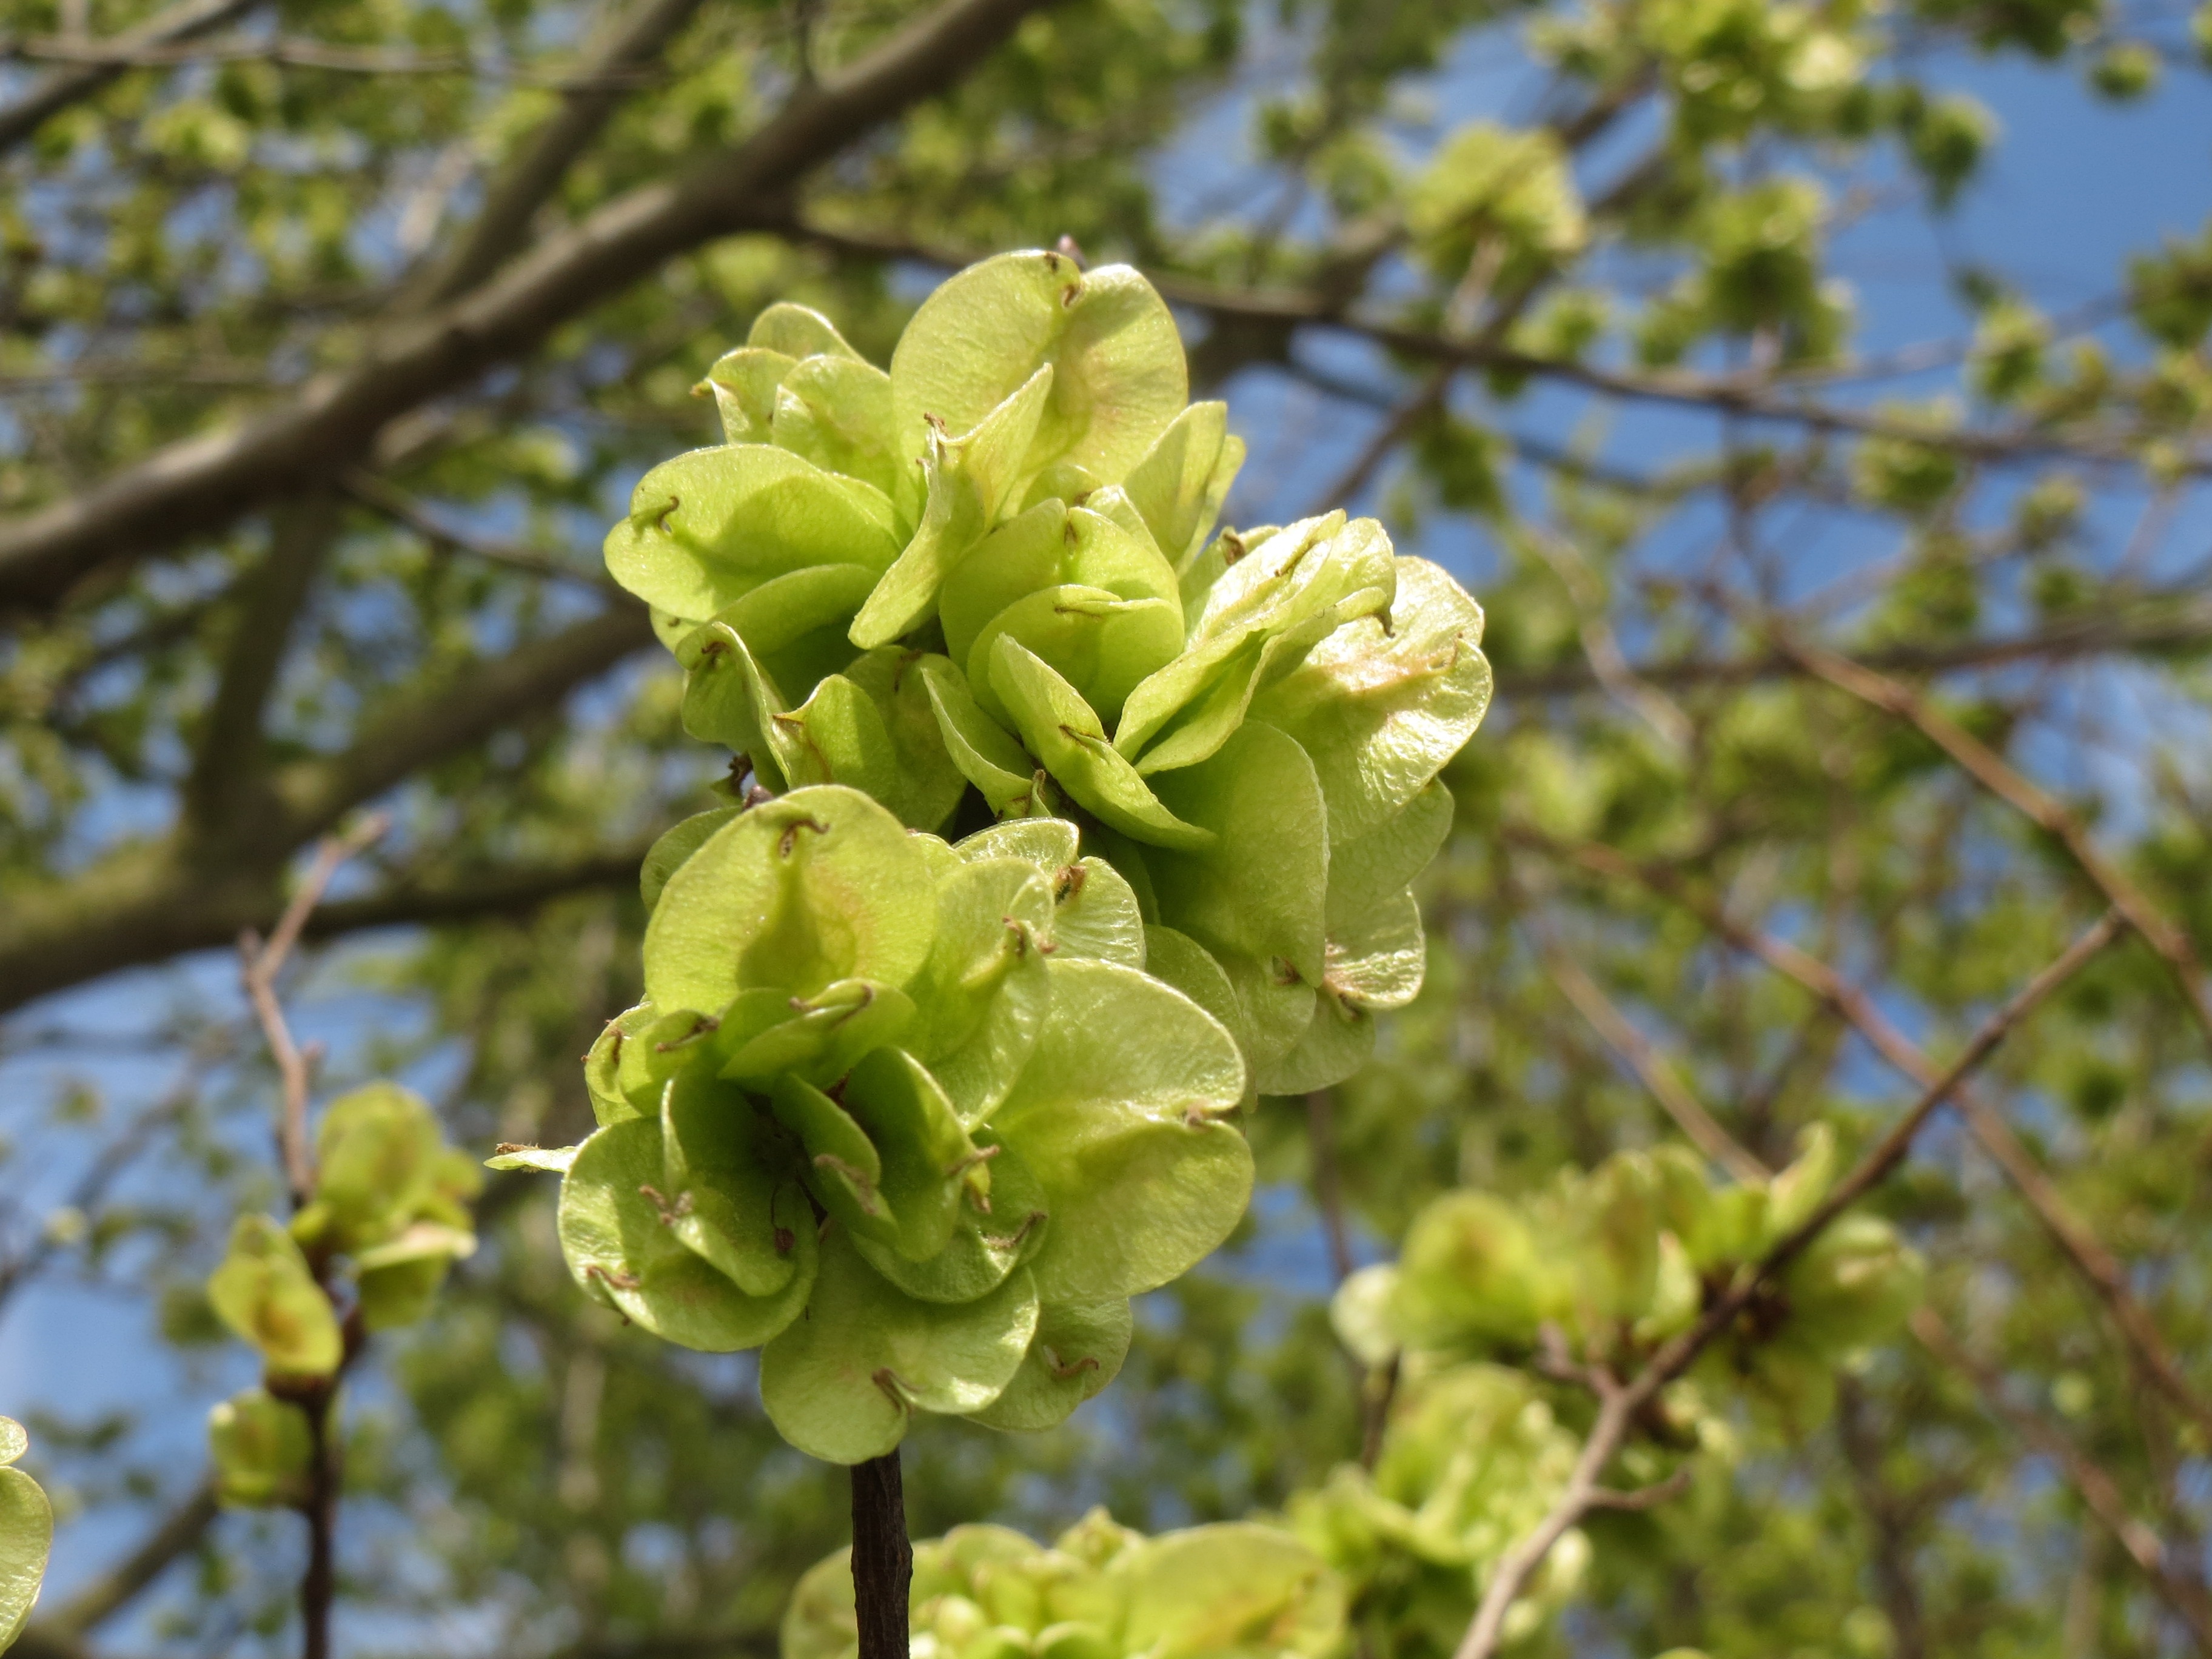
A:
1453 911 2124 1659
238 814 387 1206
0 0 1066 614
1911 1307 2212 1652
392 0 711 312
0 0 261 158
184 491 338 840
1488 597 2212 699
1514 824 2212 1455
1778 628 2212 1045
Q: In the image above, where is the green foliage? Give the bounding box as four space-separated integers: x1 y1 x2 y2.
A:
0 1419 51 1654
207 1389 317 1510
783 1510 1345 1659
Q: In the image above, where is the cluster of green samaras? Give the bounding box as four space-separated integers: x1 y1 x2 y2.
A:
605 250 1491 1098
504 252 1492 1465
0 1418 50 1654
501 788 1255 1463
783 1509 1345 1659
1334 1131 1925 1427
1292 1366 1589 1659
203 1085 480 1508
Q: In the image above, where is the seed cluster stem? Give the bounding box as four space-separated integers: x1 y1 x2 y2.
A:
851 1450 913 1659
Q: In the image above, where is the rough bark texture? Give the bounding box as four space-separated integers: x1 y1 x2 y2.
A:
850 1452 911 1659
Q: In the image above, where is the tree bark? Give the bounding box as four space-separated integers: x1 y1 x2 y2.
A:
850 1452 911 1659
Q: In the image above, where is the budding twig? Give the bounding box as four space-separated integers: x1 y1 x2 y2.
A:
236 811 389 1212
1451 911 2123 1659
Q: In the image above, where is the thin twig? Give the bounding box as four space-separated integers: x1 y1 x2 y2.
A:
1911 1307 2212 1651
1453 911 2123 1659
1522 916 1769 1182
237 814 389 1207
1527 826 2212 1453
1777 628 2212 1045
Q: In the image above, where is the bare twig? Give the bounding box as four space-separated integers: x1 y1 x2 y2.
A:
237 814 389 1207
340 471 609 586
1453 912 2123 1659
1911 1307 2212 1651
1778 628 2212 1045
1523 919 1769 1182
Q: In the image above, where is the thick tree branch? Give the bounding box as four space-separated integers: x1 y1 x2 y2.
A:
0 0 1065 612
0 605 655 1012
184 491 338 839
0 0 260 157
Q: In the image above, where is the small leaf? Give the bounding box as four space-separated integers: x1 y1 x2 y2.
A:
989 959 1251 1303
964 1295 1131 1432
853 1128 1050 1304
890 251 1187 486
557 1119 817 1352
355 1255 454 1332
713 561 877 702
310 1081 447 1254
968 585 1182 729
643 786 937 1013
605 445 900 626
1147 721 1330 986
772 355 907 509
661 1067 806 1297
850 367 1054 649
583 1005 657 1127
207 1388 315 1509
920 657 1046 817
748 301 866 361
988 639 1212 851
843 1046 980 1262
642 809 742 914
0 1462 47 1652
758 1228 1039 1463
679 620 791 789
1252 557 1491 843
1121 402 1247 571
207 1215 342 1377
902 859 1054 1125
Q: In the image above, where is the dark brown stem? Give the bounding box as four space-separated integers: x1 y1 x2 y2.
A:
850 1452 911 1659
298 1382 340 1659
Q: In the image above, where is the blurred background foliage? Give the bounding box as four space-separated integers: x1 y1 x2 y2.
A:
3 0 2212 1653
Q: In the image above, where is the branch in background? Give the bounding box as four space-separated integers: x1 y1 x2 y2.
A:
1910 1307 2212 1651
184 491 340 840
1522 917 1769 1182
0 0 261 157
237 814 388 1207
1778 628 2212 1045
1835 1380 1929 1659
392 0 710 311
1514 823 2212 1456
0 0 1066 613
1453 911 2124 1659
1489 598 2212 699
0 33 666 85
340 471 613 586
25 1479 221 1644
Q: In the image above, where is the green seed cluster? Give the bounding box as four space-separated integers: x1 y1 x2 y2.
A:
783 1509 1344 1659
534 788 1254 1463
1333 1131 1925 1427
606 250 1492 1094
